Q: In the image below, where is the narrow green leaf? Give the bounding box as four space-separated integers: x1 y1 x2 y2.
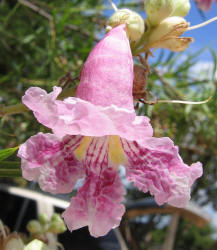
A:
175 61 196 74
210 48 217 81
158 49 164 61
0 161 20 169
0 169 21 177
0 146 19 161
164 51 175 65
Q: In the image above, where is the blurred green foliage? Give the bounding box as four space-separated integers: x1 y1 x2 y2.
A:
0 0 217 249
133 217 216 250
0 0 104 147
126 217 216 250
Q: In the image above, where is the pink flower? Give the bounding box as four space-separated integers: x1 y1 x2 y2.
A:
18 25 202 237
196 0 217 10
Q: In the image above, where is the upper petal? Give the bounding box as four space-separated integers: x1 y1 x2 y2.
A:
121 137 203 207
22 87 153 139
22 86 62 127
76 24 134 110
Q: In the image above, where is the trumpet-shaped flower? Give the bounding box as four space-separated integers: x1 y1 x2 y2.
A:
18 25 202 237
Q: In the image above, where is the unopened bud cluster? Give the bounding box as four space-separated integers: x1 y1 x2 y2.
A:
144 0 192 52
48 213 67 234
27 213 66 235
147 16 193 52
145 0 190 27
0 221 50 250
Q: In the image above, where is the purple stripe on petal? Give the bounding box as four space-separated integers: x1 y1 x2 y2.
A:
83 136 109 174
121 137 202 207
62 168 125 238
18 133 85 194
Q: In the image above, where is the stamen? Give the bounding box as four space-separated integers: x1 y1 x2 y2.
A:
107 0 118 12
188 16 217 31
157 97 212 105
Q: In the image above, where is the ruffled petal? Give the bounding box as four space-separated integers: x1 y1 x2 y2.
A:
22 87 153 139
121 137 203 207
18 133 85 194
62 169 126 237
22 86 62 128
18 132 63 180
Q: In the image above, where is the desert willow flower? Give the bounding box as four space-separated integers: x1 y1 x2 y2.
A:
18 25 202 237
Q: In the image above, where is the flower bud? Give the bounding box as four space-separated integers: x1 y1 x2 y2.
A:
145 0 174 26
50 213 61 222
4 233 24 250
24 239 49 250
107 9 144 41
147 16 193 52
48 221 67 234
171 0 191 17
38 214 48 226
27 220 42 234
49 214 66 234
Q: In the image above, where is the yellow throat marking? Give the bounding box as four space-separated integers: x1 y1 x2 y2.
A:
108 135 127 167
74 136 92 160
73 135 127 167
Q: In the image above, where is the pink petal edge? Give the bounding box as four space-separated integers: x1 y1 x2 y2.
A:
62 169 126 237
18 133 84 194
121 137 203 207
22 86 153 140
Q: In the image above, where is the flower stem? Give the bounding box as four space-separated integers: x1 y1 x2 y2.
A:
131 32 148 55
0 169 22 177
187 16 217 31
131 26 151 56
157 97 212 105
107 0 118 11
0 103 29 117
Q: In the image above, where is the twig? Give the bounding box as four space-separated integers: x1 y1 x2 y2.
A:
18 0 99 42
18 0 56 48
0 103 29 117
58 72 80 89
65 24 99 42
18 0 52 20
